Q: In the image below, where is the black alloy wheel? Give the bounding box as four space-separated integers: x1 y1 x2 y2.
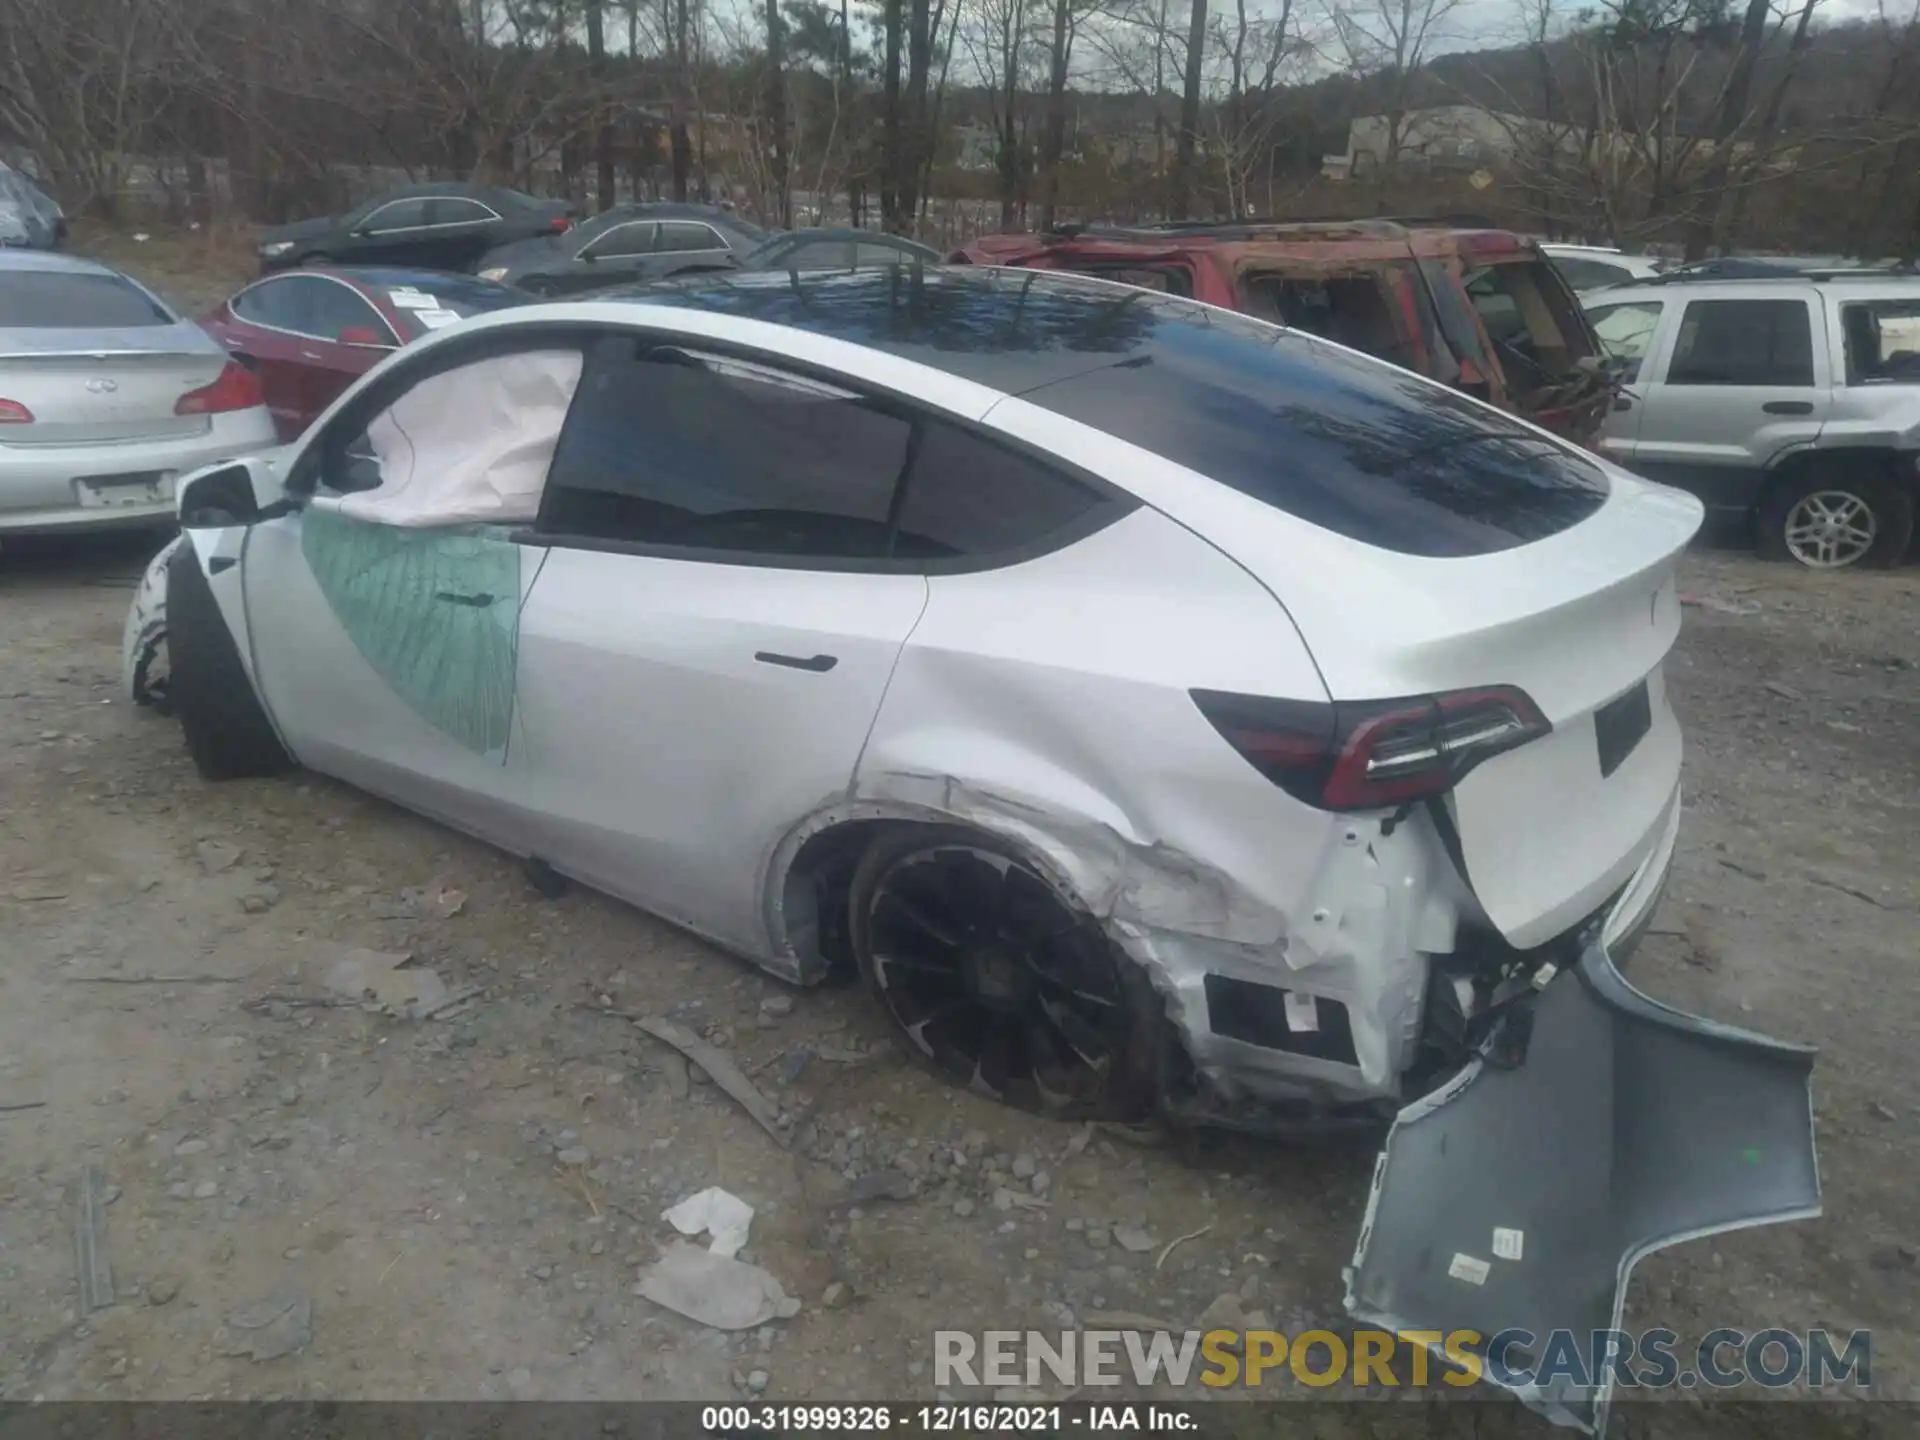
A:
850 828 1159 1120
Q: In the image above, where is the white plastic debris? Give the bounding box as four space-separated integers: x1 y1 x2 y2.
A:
663 1186 754 1257
634 1242 800 1330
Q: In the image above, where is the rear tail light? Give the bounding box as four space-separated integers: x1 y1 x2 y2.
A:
549 214 573 233
1192 686 1551 811
0 398 33 423
175 362 264 416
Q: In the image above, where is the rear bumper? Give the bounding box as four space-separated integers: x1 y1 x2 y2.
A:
1346 936 1819 1434
0 414 277 534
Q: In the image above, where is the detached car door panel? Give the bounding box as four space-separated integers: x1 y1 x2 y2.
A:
513 341 931 955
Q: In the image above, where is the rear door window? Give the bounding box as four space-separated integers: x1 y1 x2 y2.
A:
0 271 172 327
361 198 433 233
655 222 729 254
582 222 655 260
1667 299 1813 386
429 197 499 225
231 277 307 331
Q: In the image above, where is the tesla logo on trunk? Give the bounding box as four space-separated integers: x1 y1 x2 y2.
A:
85 378 118 393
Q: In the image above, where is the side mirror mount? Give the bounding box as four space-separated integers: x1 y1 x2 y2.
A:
177 455 284 527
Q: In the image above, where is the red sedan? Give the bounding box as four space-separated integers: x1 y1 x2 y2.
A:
199 266 527 440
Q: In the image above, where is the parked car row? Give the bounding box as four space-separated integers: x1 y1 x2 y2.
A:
5 178 1914 569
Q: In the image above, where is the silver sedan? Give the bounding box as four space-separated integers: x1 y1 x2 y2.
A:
0 250 276 535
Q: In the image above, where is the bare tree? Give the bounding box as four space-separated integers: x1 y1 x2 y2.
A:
1169 0 1208 218
1323 0 1465 206
766 0 791 224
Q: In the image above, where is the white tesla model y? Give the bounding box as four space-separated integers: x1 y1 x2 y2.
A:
126 266 1819 1432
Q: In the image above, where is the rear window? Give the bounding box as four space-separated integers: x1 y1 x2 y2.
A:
1019 314 1608 557
0 271 173 328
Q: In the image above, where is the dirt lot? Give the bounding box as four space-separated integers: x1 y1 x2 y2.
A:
1 236 1917 1428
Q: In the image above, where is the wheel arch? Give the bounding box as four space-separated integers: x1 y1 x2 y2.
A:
764 798 1112 988
1762 444 1911 499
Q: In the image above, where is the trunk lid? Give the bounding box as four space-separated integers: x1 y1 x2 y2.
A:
0 326 224 446
1215 469 1704 949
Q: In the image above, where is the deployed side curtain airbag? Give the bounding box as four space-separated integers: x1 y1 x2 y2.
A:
326 349 584 528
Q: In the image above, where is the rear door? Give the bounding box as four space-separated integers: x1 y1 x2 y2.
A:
647 220 739 278
1632 292 1829 516
349 197 437 267
427 196 505 272
513 339 929 956
287 277 397 424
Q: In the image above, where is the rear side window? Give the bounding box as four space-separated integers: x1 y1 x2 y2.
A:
0 271 172 327
1668 299 1813 386
541 346 912 559
1840 300 1920 384
1019 320 1609 557
894 424 1105 558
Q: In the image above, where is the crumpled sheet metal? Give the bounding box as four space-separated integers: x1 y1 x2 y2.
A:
1345 941 1819 1434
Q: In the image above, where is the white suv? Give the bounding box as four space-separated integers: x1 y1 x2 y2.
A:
1589 272 1920 567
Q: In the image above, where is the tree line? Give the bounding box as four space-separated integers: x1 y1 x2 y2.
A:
2 0 1918 257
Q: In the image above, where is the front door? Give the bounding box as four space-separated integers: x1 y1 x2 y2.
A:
1586 297 1666 471
238 338 588 848
1631 293 1830 516
241 510 546 846
511 338 930 956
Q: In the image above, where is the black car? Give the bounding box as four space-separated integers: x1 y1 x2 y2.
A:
739 227 942 272
257 182 573 276
475 204 765 296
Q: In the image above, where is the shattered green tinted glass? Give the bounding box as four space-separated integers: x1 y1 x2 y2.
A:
301 507 521 762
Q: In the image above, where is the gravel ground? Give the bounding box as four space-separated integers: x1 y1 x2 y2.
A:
1 234 1916 1430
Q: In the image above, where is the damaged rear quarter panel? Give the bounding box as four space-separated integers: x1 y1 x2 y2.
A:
841 494 1460 1103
